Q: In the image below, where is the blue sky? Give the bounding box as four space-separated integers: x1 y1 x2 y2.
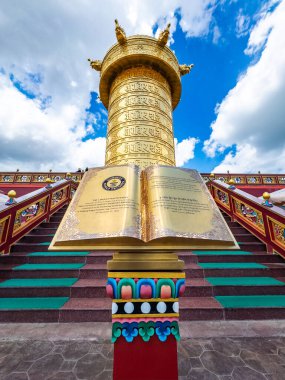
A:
172 1 263 171
0 0 284 173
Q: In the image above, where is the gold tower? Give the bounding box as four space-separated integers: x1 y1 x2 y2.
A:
89 21 193 169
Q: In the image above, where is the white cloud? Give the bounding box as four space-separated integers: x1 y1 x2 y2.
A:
236 9 250 37
245 0 281 54
212 25 221 44
0 72 106 171
212 144 285 173
203 0 285 173
0 0 216 171
175 137 199 166
179 0 216 37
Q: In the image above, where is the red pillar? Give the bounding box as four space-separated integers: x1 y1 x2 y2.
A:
114 335 178 380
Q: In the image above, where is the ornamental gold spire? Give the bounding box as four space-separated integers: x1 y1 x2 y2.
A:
179 64 194 76
115 19 127 44
157 22 171 47
87 58 102 71
89 21 194 169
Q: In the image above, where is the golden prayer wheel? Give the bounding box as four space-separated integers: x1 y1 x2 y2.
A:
89 22 193 169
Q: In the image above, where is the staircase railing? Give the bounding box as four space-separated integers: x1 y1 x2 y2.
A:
209 180 285 258
0 171 84 183
1 171 285 185
203 173 285 185
0 180 78 254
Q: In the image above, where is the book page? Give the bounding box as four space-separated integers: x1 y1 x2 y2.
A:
53 165 142 243
144 166 234 242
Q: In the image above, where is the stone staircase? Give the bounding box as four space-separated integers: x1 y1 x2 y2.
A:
1 205 285 322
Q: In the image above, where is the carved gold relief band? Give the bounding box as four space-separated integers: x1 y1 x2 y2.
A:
106 67 175 167
106 64 176 168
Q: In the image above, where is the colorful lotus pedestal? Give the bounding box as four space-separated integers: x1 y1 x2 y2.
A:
107 253 185 380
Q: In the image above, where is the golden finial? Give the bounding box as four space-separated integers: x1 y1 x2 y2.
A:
179 64 194 76
115 19 127 44
228 178 236 190
209 173 215 180
262 192 273 207
5 190 17 205
7 190 16 198
45 178 53 189
157 23 171 47
88 59 102 71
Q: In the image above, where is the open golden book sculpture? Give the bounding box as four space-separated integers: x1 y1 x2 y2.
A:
49 165 238 251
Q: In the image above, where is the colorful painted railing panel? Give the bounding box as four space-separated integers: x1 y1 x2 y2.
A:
0 180 78 254
0 216 10 249
0 172 84 184
209 180 285 258
268 217 285 252
213 187 230 210
15 174 32 183
51 186 69 210
232 197 265 235
202 173 285 185
13 196 48 235
0 175 14 183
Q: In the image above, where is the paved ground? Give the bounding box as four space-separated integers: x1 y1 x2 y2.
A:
0 321 285 380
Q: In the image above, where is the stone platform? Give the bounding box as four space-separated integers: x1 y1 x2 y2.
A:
0 321 285 380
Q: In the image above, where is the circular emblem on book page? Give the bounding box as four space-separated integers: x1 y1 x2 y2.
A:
102 176 126 191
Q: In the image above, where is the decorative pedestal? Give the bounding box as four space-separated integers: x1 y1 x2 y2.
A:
107 253 185 380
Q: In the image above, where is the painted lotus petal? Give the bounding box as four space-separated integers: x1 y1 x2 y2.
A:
156 321 171 332
139 328 151 342
141 335 149 342
114 328 122 338
137 321 156 342
165 326 171 336
112 322 122 342
170 322 181 341
146 326 155 337
122 328 138 342
121 322 138 342
124 333 134 343
122 321 138 330
138 322 148 339
170 322 179 334
138 327 146 337
131 329 139 337
155 323 171 342
155 327 168 342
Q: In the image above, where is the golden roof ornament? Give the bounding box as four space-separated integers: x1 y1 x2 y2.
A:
179 64 194 76
115 19 127 44
88 59 102 71
157 23 171 47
